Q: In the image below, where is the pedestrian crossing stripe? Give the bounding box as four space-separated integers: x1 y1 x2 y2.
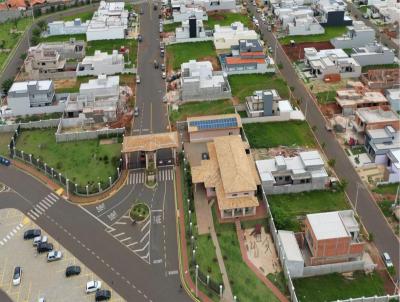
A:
126 169 175 185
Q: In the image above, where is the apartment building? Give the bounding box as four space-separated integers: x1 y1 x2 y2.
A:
47 18 89 36
330 21 375 49
213 22 258 50
76 50 124 76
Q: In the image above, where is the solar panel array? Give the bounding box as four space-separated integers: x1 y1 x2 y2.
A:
189 117 238 130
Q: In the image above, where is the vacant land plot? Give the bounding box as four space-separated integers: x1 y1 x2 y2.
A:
282 41 334 62
0 18 33 70
205 12 251 29
169 99 234 124
316 90 336 104
163 22 180 32
294 271 385 302
212 207 280 302
243 121 316 149
373 183 399 195
279 26 347 45
0 132 12 157
61 11 93 22
229 74 289 103
16 129 122 186
54 75 96 93
167 41 216 70
39 33 87 43
268 190 350 231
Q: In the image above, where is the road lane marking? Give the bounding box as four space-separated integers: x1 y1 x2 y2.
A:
140 219 150 232
132 241 149 252
120 237 131 243
126 242 137 247
168 270 178 275
114 232 125 238
139 230 150 243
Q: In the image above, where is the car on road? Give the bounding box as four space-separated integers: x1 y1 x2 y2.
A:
136 75 140 84
134 106 139 117
24 229 41 240
154 60 159 69
86 280 102 293
161 63 166 71
33 235 48 247
38 298 45 302
268 46 273 53
37 242 53 253
66 265 81 277
267 25 272 31
95 289 111 301
47 250 62 262
162 71 166 79
12 266 22 286
137 34 143 42
382 252 393 268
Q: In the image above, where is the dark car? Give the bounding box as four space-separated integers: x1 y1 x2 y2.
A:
0 156 10 166
137 34 143 42
95 289 111 301
23 229 41 240
37 242 53 253
65 265 81 277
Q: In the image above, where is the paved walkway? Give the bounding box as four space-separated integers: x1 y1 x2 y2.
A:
193 189 211 235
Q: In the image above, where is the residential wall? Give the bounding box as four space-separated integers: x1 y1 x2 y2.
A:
0 9 32 23
86 26 125 41
262 177 327 195
0 119 60 133
301 260 367 278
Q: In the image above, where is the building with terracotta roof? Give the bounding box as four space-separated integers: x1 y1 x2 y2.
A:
0 0 44 10
219 39 275 75
191 135 261 219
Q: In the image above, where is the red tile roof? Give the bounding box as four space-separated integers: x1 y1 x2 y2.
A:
240 51 265 57
225 57 266 65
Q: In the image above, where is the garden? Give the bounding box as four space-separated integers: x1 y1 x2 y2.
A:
130 202 150 222
204 12 252 29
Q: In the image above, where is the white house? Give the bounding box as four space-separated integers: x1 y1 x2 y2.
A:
86 1 129 41
170 0 236 11
176 17 207 41
304 47 361 80
47 18 89 36
351 42 395 67
213 22 258 50
315 0 353 27
180 60 232 101
287 15 325 36
385 149 400 183
367 0 400 24
76 50 124 76
385 88 400 112
275 7 314 26
173 5 208 22
331 21 375 49
256 150 329 194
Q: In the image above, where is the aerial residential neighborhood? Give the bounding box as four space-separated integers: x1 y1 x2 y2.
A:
0 0 398 301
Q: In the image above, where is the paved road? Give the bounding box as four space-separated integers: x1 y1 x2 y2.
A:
247 1 400 282
0 289 12 302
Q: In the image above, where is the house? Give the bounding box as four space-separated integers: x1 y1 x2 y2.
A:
193 0 236 11
175 16 207 41
330 21 375 49
86 1 129 41
287 15 325 36
23 40 85 80
314 0 353 27
384 149 400 183
350 42 395 67
76 50 124 76
352 107 399 134
219 39 275 75
365 126 400 164
385 89 400 112
47 19 89 36
173 5 208 22
335 81 390 115
7 80 67 116
213 22 258 50
180 60 231 102
187 113 241 143
256 150 329 195
367 0 400 24
304 47 361 80
304 210 364 265
274 7 314 27
191 135 261 220
0 0 44 10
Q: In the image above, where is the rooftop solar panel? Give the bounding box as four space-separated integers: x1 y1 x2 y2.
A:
189 117 238 130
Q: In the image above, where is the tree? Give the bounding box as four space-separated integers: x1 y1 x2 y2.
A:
328 159 336 167
0 40 5 49
32 26 41 37
20 53 27 60
30 35 40 45
1 78 14 95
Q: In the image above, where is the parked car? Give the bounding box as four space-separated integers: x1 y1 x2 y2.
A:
65 265 81 277
160 42 165 50
153 4 157 10
136 75 141 84
38 298 45 302
24 229 41 240
33 235 48 247
256 8 261 13
95 289 111 301
134 107 139 117
86 280 102 293
137 34 143 42
161 63 166 71
47 251 62 262
162 71 166 79
267 25 272 31
0 156 10 166
382 252 393 268
160 49 165 57
154 60 159 69
37 242 53 253
12 266 22 286
362 13 369 19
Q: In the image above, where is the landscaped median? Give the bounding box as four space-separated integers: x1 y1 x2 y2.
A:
130 202 150 222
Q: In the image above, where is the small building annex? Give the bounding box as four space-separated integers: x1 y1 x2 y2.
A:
352 107 399 134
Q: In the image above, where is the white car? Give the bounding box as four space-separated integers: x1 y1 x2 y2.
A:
47 251 62 262
86 280 102 293
382 252 393 268
136 75 141 84
33 235 48 247
12 266 22 286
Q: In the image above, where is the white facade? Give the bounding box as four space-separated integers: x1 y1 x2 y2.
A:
277 230 304 278
76 50 124 76
275 7 314 26
79 75 119 103
176 18 206 40
287 15 325 36
386 149 400 183
385 89 400 112
331 21 375 49
367 0 400 24
171 0 236 11
351 42 395 67
173 5 208 22
86 1 128 41
213 22 258 50
47 18 89 36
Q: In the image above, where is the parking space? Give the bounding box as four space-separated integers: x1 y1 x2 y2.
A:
0 208 125 302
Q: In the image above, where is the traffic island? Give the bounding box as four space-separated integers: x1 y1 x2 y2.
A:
129 202 150 224
145 162 157 189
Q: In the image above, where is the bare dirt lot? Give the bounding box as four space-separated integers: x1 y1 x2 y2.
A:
283 41 334 62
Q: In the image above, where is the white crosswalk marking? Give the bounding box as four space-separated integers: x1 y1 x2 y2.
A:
49 193 59 200
35 204 46 212
42 198 53 207
157 169 174 182
27 212 37 221
29 210 39 218
127 172 146 185
39 201 48 210
33 208 42 215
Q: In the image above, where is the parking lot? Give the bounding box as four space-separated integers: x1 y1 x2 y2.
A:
0 208 125 302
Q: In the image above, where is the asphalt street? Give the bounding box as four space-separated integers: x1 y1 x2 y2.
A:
247 1 400 281
0 289 12 302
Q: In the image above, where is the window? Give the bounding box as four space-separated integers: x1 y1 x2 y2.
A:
232 193 238 197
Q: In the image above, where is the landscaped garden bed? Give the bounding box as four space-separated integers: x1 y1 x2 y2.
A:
130 202 150 222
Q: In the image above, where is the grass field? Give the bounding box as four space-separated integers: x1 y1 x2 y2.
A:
55 75 96 93
61 11 93 22
373 183 399 195
196 234 223 284
268 190 350 231
294 271 385 302
0 132 12 157
0 18 33 70
167 41 216 70
16 129 122 186
205 12 251 29
279 26 347 45
229 74 289 103
243 121 316 149
163 22 180 32
212 206 280 302
39 33 87 43
169 99 234 123
316 90 336 104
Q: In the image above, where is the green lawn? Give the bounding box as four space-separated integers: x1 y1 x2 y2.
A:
361 63 400 73
378 200 395 217
16 129 122 186
229 74 289 103
61 11 93 22
279 26 348 45
0 18 33 70
196 235 223 284
39 33 87 43
316 90 336 104
55 75 97 93
163 22 180 32
169 99 234 123
294 271 385 302
243 121 316 149
205 12 251 29
212 206 280 302
268 190 350 231
167 41 216 70
0 132 13 158
373 183 399 195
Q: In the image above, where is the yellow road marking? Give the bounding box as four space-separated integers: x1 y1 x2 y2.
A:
55 188 64 196
22 217 30 225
